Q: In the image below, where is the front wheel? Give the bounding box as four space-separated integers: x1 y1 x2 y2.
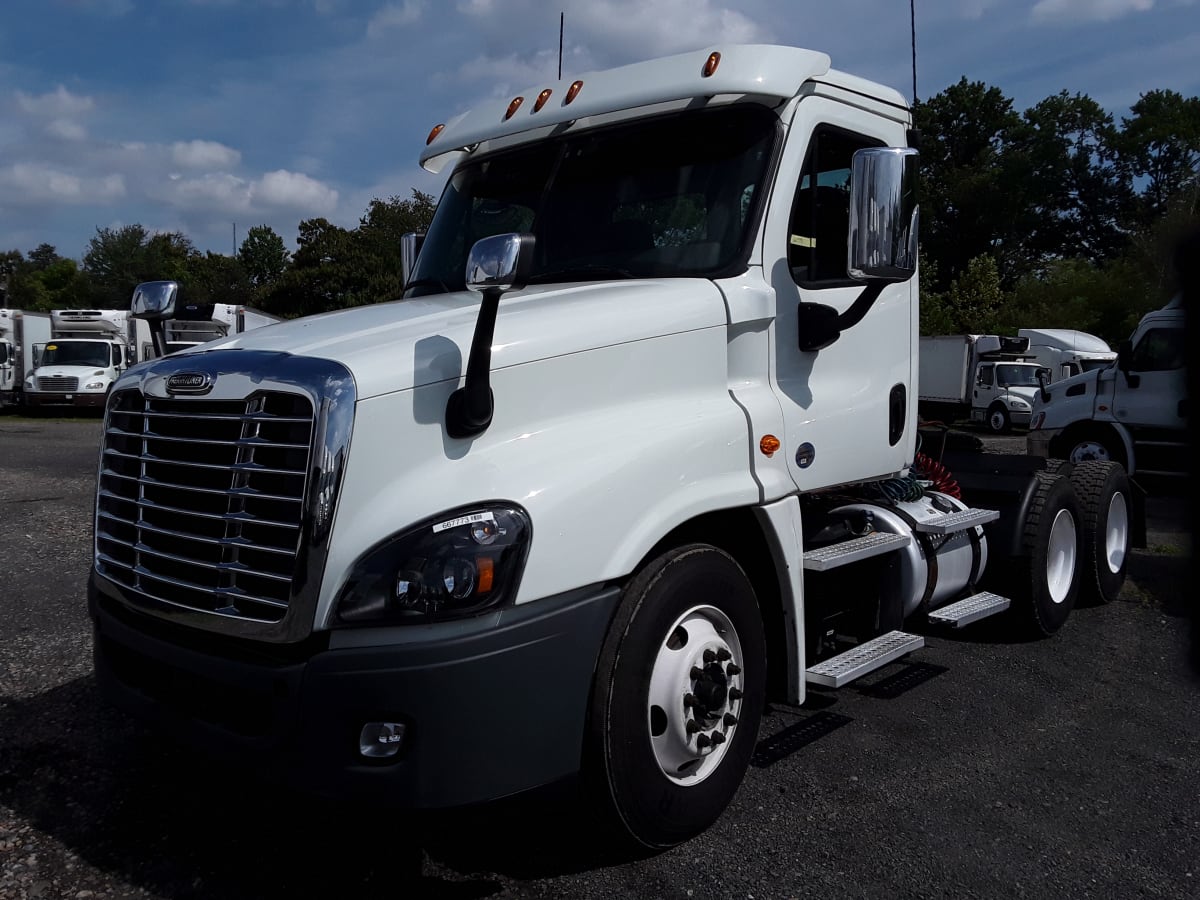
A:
987 403 1011 434
586 544 765 849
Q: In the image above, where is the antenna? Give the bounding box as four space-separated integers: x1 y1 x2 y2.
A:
232 222 237 257
910 0 918 104
558 12 564 80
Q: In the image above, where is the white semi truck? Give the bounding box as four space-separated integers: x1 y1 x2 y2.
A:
917 334 1047 432
1028 298 1186 477
0 308 52 408
89 45 1139 849
1018 328 1115 383
24 309 137 410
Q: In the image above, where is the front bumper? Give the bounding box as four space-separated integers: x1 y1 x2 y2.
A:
26 391 107 408
91 576 620 807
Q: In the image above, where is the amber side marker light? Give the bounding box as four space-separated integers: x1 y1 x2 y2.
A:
760 435 781 457
534 88 553 112
426 123 445 145
477 557 495 593
703 51 721 77
565 80 584 105
504 96 524 120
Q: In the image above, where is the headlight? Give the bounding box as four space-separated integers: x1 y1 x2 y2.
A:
335 505 532 625
1008 398 1031 410
85 381 106 390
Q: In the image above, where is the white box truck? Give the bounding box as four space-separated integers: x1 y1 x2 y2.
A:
1018 328 1115 383
1029 298 1186 477
0 308 52 408
135 302 282 359
89 45 1139 850
918 334 1047 432
24 309 136 410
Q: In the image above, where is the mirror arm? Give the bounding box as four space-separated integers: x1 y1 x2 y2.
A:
148 320 168 359
835 282 886 332
445 287 501 439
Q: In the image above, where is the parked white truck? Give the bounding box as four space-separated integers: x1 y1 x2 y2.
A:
24 309 137 410
89 45 1138 850
0 308 52 408
918 334 1047 432
1028 298 1186 477
1018 328 1115 383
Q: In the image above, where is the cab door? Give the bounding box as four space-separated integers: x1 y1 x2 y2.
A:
765 95 914 491
1118 323 1187 430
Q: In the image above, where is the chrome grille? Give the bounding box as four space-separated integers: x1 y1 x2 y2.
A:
38 375 79 391
96 389 315 623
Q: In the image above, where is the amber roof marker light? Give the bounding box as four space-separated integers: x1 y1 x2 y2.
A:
564 80 584 105
702 51 721 77
425 123 445 145
534 89 553 112
504 96 524 120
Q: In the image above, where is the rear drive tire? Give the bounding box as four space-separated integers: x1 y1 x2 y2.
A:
586 544 765 849
1008 471 1082 637
1067 461 1131 605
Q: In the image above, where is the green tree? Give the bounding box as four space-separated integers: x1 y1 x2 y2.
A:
239 224 290 288
1116 89 1200 228
185 252 252 307
944 254 1005 334
27 243 62 271
83 225 195 307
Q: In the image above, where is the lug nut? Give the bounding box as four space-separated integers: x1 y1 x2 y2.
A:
683 693 698 708
726 663 741 676
696 733 711 749
686 719 700 734
710 731 726 745
723 713 738 727
729 688 743 701
690 667 705 681
716 648 731 661
703 649 717 663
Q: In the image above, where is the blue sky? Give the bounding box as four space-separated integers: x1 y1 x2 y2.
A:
2 0 1197 260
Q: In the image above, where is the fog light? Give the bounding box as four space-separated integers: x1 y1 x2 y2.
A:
359 721 406 758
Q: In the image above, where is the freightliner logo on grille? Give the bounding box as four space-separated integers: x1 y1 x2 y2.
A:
165 372 214 394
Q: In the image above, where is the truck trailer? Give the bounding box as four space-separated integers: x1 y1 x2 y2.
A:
89 45 1139 850
0 308 52 408
24 309 136 409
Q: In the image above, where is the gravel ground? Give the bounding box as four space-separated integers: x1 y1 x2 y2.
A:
1 415 1196 899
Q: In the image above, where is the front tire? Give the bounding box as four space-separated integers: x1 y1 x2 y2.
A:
1067 461 1131 604
586 544 766 849
987 403 1011 434
1008 471 1082 636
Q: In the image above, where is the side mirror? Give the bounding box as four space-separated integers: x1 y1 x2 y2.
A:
1037 368 1050 403
466 233 535 293
131 281 179 320
1116 340 1140 388
400 232 425 288
848 147 919 282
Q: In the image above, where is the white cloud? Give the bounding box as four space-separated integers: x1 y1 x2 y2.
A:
252 169 339 211
367 0 425 37
1032 0 1155 23
46 119 88 141
1 163 125 204
171 139 242 169
959 0 1002 19
15 85 95 117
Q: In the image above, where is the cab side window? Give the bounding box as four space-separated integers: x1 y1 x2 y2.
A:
789 127 881 286
1130 327 1185 371
977 365 994 387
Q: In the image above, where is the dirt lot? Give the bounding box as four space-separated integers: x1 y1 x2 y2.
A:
1 415 1196 899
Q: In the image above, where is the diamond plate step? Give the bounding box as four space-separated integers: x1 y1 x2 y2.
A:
927 591 1011 628
805 630 924 689
802 532 910 572
913 507 999 535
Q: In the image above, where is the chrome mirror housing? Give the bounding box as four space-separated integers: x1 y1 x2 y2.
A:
465 233 535 294
131 281 180 320
848 147 919 282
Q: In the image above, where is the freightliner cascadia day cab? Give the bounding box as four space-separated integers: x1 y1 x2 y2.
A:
90 45 1139 849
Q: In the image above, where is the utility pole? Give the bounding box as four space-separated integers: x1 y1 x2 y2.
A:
558 12 564 81
232 222 237 257
910 0 918 105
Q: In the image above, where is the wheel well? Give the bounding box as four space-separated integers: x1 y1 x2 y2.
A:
637 509 788 699
1050 421 1126 465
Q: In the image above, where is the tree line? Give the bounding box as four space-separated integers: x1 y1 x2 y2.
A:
1 80 1196 347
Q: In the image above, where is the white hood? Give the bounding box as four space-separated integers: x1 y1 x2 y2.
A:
185 279 728 400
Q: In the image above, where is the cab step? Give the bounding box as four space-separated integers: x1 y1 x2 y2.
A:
927 591 1010 628
913 507 999 535
804 630 924 688
802 532 910 572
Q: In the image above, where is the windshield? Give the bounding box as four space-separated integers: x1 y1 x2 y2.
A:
996 364 1043 387
406 105 779 296
40 340 111 368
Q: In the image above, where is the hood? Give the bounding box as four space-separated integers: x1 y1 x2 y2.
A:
1003 385 1041 403
185 279 727 400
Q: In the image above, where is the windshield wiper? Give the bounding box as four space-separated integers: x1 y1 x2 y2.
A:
526 265 636 285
